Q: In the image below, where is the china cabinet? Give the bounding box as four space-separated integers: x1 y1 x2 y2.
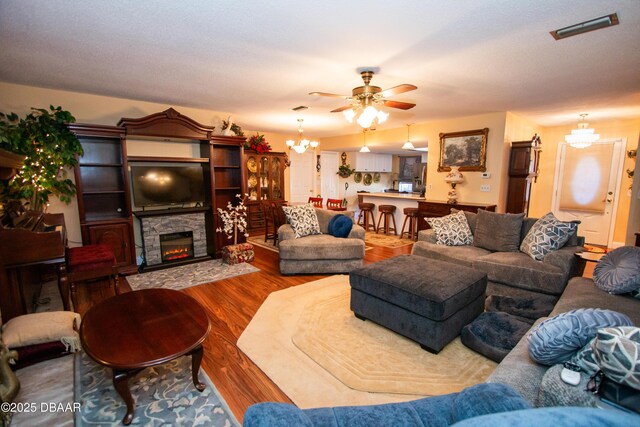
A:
243 151 287 231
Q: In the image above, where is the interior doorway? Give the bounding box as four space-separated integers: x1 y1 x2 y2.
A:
320 151 340 199
552 138 626 246
288 150 315 203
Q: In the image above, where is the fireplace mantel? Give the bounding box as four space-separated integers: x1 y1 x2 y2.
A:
133 206 210 219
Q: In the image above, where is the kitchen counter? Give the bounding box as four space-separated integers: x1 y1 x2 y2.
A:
358 193 424 234
361 192 425 201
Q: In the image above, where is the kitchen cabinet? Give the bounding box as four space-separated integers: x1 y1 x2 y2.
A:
353 153 392 172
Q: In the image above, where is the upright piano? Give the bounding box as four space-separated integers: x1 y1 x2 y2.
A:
0 211 68 322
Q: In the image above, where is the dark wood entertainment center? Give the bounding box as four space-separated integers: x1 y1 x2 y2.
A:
70 108 246 272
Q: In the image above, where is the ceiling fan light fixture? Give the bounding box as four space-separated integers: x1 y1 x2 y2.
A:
356 106 379 128
343 109 356 123
376 110 389 124
565 114 599 149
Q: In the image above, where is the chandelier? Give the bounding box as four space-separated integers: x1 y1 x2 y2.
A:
565 114 600 149
401 123 414 150
286 119 319 154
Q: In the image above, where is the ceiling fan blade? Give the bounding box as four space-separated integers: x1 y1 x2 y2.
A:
330 105 354 113
309 91 349 98
382 100 416 110
379 84 417 98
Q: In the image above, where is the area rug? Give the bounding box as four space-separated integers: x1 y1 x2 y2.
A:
74 351 240 426
126 259 259 291
364 232 414 248
237 276 496 409
247 235 373 253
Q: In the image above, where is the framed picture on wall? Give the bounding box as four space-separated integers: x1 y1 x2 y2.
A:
437 128 489 172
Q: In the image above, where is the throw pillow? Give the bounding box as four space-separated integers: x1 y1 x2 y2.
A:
281 204 322 238
527 308 633 366
451 208 477 234
1 311 81 350
328 214 353 238
520 212 578 261
426 210 473 246
593 246 640 294
592 326 640 390
473 210 524 252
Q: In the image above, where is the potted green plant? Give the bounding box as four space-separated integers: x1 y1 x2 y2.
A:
0 105 83 212
337 164 355 178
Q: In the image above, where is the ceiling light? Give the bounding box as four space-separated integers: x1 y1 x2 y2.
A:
359 130 370 153
550 13 619 40
401 123 415 150
565 114 600 149
286 119 319 154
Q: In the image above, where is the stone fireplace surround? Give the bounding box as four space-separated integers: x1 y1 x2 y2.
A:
140 212 207 266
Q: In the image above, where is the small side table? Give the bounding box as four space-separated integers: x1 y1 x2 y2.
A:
575 251 604 263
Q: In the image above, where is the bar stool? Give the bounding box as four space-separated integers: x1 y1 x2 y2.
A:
67 244 119 310
357 202 376 232
376 205 397 235
399 207 419 240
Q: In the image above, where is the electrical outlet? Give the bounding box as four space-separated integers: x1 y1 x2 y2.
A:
428 184 433 190
480 184 491 192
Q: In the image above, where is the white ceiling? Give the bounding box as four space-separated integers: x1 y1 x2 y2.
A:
1 1 639 138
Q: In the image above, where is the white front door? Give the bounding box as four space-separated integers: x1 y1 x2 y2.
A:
289 150 315 203
320 151 340 199
552 139 626 246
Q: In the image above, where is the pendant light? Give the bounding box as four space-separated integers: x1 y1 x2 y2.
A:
401 123 415 150
565 114 600 149
359 130 370 153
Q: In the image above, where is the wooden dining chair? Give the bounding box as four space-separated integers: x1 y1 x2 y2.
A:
326 198 346 211
308 197 323 208
261 200 277 243
270 201 288 246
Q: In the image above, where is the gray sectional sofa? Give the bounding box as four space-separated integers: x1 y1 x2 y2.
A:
278 208 365 275
412 214 586 304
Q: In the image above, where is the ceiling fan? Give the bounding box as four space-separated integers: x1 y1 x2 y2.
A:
309 70 417 129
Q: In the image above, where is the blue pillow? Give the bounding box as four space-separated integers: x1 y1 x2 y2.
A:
527 308 633 366
328 214 353 238
593 246 640 294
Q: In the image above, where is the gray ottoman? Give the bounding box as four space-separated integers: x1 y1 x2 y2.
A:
349 254 487 353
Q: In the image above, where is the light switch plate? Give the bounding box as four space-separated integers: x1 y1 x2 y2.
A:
480 184 491 192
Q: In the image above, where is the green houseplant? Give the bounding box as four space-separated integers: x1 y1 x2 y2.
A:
0 105 83 211
337 164 355 178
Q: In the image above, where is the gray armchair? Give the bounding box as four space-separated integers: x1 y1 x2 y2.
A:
278 208 365 275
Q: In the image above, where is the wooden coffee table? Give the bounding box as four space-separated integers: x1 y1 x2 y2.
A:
80 288 211 425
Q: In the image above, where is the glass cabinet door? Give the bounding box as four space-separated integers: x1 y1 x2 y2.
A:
247 155 258 201
260 156 270 200
271 156 282 200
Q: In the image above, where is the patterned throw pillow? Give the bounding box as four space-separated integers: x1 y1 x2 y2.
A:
281 204 321 238
592 326 640 390
520 212 578 261
426 210 473 246
593 246 640 294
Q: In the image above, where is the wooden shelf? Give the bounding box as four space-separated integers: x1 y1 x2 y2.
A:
128 156 209 163
213 165 240 169
79 162 123 167
82 190 126 195
216 186 241 190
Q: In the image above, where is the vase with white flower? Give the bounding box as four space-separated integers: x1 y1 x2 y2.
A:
216 193 255 264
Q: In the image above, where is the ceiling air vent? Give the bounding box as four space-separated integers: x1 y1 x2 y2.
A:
550 13 619 40
291 106 309 112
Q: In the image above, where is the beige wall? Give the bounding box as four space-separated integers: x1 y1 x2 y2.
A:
528 118 640 245
321 112 509 208
0 82 295 246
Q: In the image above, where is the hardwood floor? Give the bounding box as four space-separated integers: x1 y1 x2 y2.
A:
75 239 413 423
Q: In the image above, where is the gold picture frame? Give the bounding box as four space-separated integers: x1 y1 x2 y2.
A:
438 128 489 172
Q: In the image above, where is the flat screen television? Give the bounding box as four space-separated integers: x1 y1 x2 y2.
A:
130 165 206 207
